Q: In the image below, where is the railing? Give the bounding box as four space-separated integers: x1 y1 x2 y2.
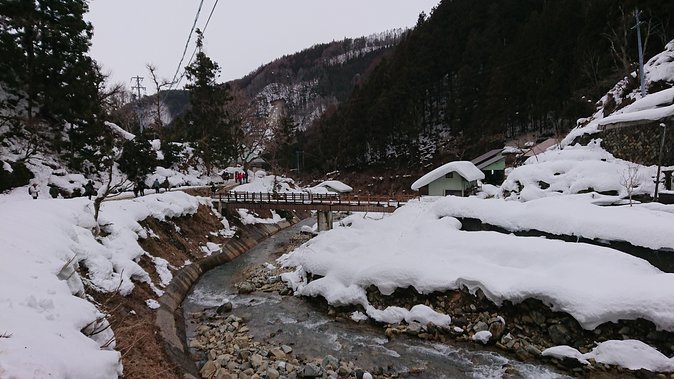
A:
214 191 416 208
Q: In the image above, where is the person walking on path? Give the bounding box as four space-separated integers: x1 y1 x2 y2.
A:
138 180 146 196
152 178 160 194
244 170 249 183
28 183 39 199
210 182 217 195
84 180 95 200
162 177 170 192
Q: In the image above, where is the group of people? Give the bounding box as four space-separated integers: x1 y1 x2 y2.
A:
28 180 96 200
27 175 213 200
132 180 146 197
151 177 171 194
234 171 248 185
133 177 171 196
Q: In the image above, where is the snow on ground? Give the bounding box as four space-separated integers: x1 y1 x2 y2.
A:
237 209 283 225
472 331 492 344
543 340 674 372
502 140 658 201
562 39 674 146
146 166 225 189
279 196 674 334
233 172 303 194
0 191 209 378
433 193 674 251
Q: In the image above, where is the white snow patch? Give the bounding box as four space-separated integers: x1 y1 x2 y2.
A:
472 331 492 344
145 299 160 309
543 340 674 372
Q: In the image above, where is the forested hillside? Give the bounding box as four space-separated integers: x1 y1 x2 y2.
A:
232 30 403 132
297 0 674 172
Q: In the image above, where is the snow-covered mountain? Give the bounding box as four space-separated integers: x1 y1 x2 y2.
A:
232 30 404 131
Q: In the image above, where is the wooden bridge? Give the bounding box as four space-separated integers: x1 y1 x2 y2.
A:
212 191 415 230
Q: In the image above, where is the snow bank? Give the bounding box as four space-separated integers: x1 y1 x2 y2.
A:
237 209 284 225
503 141 656 201
543 340 674 372
234 173 302 193
433 194 674 251
279 197 674 332
0 191 205 378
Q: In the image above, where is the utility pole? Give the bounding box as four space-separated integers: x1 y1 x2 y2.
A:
131 76 146 133
634 9 646 98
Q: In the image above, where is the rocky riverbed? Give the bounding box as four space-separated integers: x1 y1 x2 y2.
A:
187 228 673 379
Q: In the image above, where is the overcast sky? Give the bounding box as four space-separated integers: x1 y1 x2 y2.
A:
86 0 440 93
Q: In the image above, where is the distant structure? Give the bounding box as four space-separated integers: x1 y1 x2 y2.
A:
471 148 506 185
523 138 559 159
411 161 484 197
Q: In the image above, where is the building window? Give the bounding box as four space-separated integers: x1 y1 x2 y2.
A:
445 172 454 179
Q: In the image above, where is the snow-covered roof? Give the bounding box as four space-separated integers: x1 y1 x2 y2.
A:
523 138 559 157
308 180 353 193
411 161 485 190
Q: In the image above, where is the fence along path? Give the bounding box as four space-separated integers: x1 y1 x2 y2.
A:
212 191 416 213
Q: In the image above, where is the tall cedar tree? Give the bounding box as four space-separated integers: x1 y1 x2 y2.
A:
118 136 157 181
0 0 106 171
183 30 237 175
0 0 101 126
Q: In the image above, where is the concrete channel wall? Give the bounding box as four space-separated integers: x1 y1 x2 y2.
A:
156 217 298 377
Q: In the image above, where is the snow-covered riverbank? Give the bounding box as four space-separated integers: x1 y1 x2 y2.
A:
0 192 208 378
279 195 674 372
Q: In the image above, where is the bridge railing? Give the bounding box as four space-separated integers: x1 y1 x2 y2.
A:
215 191 416 208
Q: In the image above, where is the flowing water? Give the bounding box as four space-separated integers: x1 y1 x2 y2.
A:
184 219 570 379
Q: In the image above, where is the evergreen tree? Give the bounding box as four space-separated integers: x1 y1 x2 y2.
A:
118 137 157 181
182 30 237 174
159 139 184 169
0 0 102 127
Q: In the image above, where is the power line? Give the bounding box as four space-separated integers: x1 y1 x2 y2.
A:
173 0 220 89
168 0 205 90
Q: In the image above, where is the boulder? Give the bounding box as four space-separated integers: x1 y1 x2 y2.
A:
216 300 233 314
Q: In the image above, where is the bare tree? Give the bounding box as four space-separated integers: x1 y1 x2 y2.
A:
620 163 640 206
146 64 172 130
227 87 270 170
602 6 632 76
603 7 656 78
579 50 603 88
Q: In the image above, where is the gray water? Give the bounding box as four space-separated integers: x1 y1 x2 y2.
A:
184 219 569 379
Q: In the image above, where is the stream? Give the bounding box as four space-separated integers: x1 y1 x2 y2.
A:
183 219 569 379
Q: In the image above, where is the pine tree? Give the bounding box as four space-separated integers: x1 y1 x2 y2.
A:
182 30 237 175
118 137 157 181
1 0 106 172
0 0 102 127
